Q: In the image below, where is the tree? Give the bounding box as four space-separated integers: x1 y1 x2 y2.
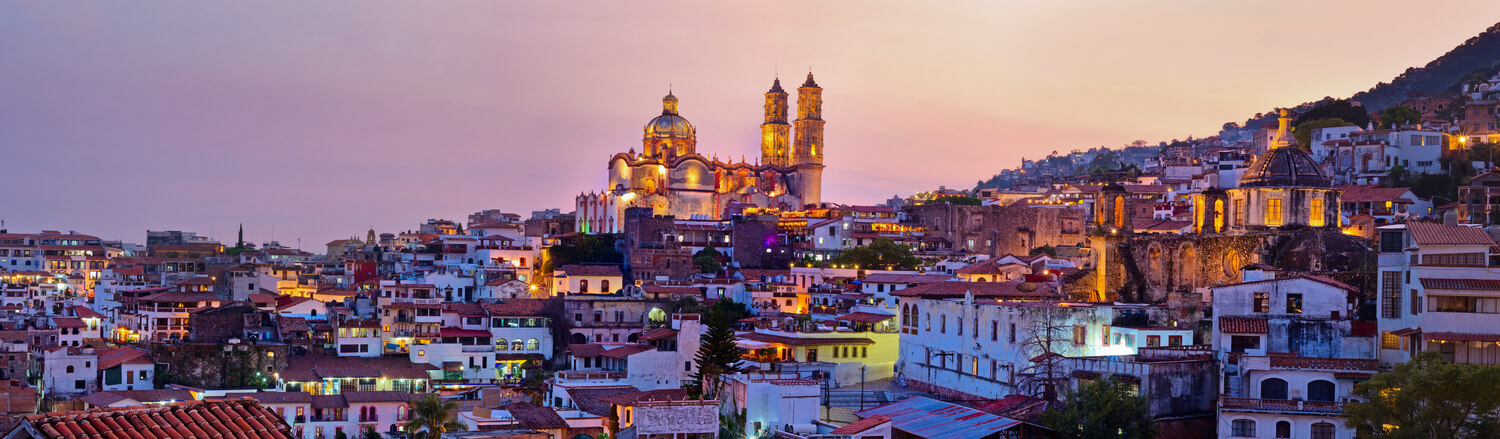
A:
827 238 922 270
1029 245 1057 258
1018 302 1074 401
517 364 554 405
335 430 348 439
1040 378 1157 439
1385 165 1412 188
694 244 724 274
405 394 466 439
1293 118 1353 149
942 195 984 205
1379 105 1423 128
1294 99 1370 128
1343 351 1500 438
362 427 381 439
690 307 742 399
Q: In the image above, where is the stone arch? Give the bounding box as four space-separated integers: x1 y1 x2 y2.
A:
1176 243 1198 288
1222 249 1243 283
1146 243 1166 288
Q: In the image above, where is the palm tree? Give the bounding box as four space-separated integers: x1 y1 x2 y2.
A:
405 394 466 439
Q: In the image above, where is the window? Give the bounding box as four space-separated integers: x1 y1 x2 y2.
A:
940 315 946 334
1381 331 1403 350
1234 199 1245 225
1276 421 1292 439
1311 422 1336 439
526 338 539 351
1102 325 1111 345
1230 335 1260 352
1379 231 1404 252
1266 198 1283 226
1310 198 1325 227
75 380 85 390
579 279 589 293
1009 323 1016 343
991 321 998 341
1168 335 1182 346
1286 293 1303 314
1260 378 1288 399
66 366 74 373
1410 290 1422 314
1308 380 1336 402
1429 295 1500 313
1146 335 1161 347
1254 293 1269 313
1072 325 1086 346
1381 271 1403 318
1422 253 1486 266
956 318 962 336
1230 419 1255 437
684 362 691 372
601 280 610 292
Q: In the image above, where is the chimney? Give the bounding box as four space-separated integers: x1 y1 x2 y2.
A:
1444 210 1459 226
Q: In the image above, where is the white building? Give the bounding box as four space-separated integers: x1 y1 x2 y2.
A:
1376 221 1500 366
1212 274 1375 439
725 372 821 437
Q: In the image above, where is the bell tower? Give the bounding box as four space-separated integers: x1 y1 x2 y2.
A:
760 77 791 167
791 72 825 207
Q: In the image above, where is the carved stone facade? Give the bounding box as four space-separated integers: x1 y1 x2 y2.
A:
904 203 1087 257
577 74 827 234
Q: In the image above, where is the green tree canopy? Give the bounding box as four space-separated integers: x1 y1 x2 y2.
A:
1343 351 1500 438
1293 118 1354 150
1039 379 1157 439
694 244 724 274
405 394 467 439
690 306 743 399
1379 105 1423 128
827 238 922 270
1029 245 1057 258
1294 99 1371 128
942 195 984 205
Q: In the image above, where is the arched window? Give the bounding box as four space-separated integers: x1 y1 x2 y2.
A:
976 277 988 282
511 340 524 351
1275 421 1291 438
1311 422 1335 439
901 304 910 326
570 333 587 345
1308 380 1336 402
924 312 931 331
495 339 509 351
1260 378 1289 400
66 366 74 373
526 339 539 351
1230 419 1255 437
940 315 947 334
579 279 589 293
601 280 610 292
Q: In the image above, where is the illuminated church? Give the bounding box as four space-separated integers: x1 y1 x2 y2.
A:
576 73 827 234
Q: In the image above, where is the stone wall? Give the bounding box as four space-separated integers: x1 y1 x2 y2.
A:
149 343 287 389
905 203 1086 257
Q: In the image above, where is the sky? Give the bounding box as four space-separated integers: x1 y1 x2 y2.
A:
2 1 1498 247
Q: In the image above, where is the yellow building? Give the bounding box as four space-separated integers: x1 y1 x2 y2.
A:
577 74 827 233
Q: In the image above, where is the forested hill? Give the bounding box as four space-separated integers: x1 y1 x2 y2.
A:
1353 22 1500 111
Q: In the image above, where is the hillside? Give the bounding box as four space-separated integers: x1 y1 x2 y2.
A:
1352 22 1500 110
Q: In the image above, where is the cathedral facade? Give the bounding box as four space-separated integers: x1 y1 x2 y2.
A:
576 74 827 234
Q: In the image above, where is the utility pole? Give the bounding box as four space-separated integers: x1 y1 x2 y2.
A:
860 365 867 411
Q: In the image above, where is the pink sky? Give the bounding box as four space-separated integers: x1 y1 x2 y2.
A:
2 1 1497 246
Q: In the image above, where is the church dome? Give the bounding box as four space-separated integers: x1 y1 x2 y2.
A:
1240 146 1329 187
644 93 695 140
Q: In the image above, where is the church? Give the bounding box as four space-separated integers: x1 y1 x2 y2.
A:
576 74 827 234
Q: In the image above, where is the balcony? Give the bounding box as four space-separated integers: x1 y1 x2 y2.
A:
461 346 492 352
1220 397 1344 414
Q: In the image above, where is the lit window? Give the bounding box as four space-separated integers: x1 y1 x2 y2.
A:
1265 199 1283 226
1310 198 1325 227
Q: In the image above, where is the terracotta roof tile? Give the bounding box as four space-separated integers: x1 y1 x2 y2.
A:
830 415 890 435
1420 278 1500 290
1406 221 1495 246
22 399 292 439
1219 316 1269 334
556 264 623 277
890 281 1056 299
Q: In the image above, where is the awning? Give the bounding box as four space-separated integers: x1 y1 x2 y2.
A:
1425 332 1500 342
1389 328 1421 336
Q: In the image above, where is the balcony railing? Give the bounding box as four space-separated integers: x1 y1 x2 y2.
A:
1220 397 1344 414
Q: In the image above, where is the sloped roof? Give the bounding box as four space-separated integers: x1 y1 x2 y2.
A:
22 398 292 439
78 389 194 407
1219 316 1269 334
557 264 623 277
565 387 640 417
1240 146 1329 188
830 415 890 435
499 402 568 430
1406 221 1495 246
482 299 550 317
597 389 690 406
955 259 1030 276
1334 185 1415 203
853 397 1023 439
890 281 1055 299
835 312 896 324
1420 278 1500 290
96 347 152 370
860 273 955 284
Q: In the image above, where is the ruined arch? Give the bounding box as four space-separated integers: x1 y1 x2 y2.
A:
1146 243 1165 288
1176 243 1198 288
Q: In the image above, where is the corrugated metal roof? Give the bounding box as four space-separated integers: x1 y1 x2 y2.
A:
853 397 1022 439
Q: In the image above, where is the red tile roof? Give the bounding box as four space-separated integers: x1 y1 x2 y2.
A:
52 318 85 328
438 328 492 338
481 299 550 317
140 292 220 303
597 389 691 406
829 415 890 434
1219 316 1269 334
738 332 875 346
1406 221 1495 246
860 273 955 284
1334 185 1416 203
955 259 1028 276
1419 278 1500 290
21 398 293 439
96 347 152 370
640 328 678 341
1425 332 1500 342
834 312 896 324
567 344 606 358
598 344 654 359
499 402 568 430
69 306 106 320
